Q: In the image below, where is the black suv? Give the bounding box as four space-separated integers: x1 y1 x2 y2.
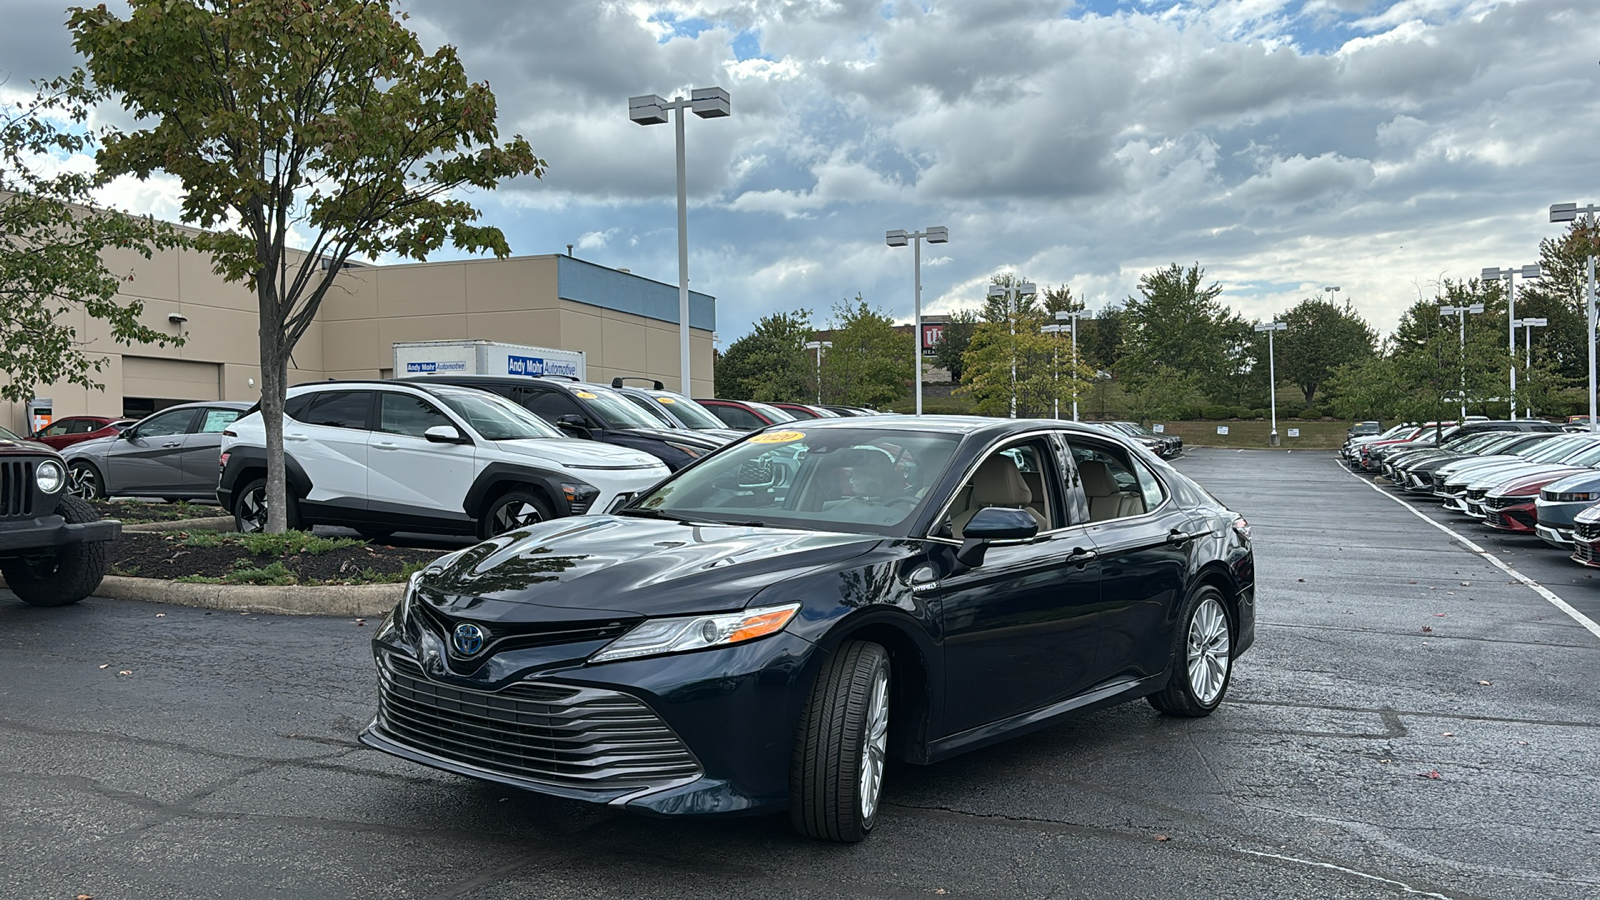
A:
0 425 119 606
404 375 723 471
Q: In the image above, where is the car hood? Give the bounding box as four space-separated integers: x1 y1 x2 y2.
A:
60 435 117 459
614 426 724 449
1466 463 1576 490
1541 470 1600 496
695 428 745 444
1490 467 1590 497
492 438 667 470
414 516 885 620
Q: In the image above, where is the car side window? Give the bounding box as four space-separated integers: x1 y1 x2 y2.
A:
132 409 199 438
377 392 453 438
1129 456 1167 512
283 393 315 421
69 419 101 434
523 389 587 424
41 420 74 436
711 405 762 431
198 409 242 433
941 438 1060 539
1065 439 1147 522
303 391 373 430
624 392 676 426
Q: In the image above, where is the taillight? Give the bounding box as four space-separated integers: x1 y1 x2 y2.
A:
222 429 237 437
218 451 230 471
1232 516 1251 542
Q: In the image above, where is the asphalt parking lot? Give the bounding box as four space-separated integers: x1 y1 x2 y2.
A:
3 449 1598 899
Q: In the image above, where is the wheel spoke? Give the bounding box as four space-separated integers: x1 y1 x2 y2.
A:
858 666 890 821
1186 597 1231 705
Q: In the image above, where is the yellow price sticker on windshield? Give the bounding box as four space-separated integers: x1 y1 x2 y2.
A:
657 397 676 404
575 391 598 399
750 430 806 444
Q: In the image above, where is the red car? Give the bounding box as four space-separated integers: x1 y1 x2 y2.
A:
28 416 136 451
767 402 840 420
695 399 799 432
1483 467 1590 533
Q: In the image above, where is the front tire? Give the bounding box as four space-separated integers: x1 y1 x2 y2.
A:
67 462 104 500
1149 585 1234 717
478 489 553 539
790 640 891 842
0 495 108 607
232 477 300 533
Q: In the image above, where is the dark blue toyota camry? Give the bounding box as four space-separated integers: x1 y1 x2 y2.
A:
361 416 1255 842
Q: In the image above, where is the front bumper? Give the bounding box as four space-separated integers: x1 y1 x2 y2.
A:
1572 538 1600 568
1536 524 1574 548
362 619 821 817
1483 500 1537 533
0 514 121 554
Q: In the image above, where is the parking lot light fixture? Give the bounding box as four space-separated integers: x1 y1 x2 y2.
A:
1514 317 1549 417
988 281 1037 418
1254 321 1288 446
1439 303 1486 421
1041 324 1064 418
1055 309 1093 421
1482 264 1542 419
629 86 732 395
887 226 949 415
803 340 832 405
1551 202 1599 432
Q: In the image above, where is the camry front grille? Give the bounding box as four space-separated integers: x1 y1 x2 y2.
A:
0 460 35 518
374 654 701 792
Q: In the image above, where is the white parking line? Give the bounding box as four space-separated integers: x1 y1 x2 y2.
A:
1337 462 1600 643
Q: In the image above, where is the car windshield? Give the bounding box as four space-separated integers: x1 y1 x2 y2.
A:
1117 422 1159 438
1521 436 1587 462
0 424 22 441
747 402 797 423
1470 434 1526 454
624 427 963 536
1559 442 1600 467
577 386 663 429
650 393 727 430
431 387 565 441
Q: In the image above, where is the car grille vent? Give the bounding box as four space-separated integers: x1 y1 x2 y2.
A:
1482 496 1528 511
1466 488 1489 500
413 602 633 658
374 654 702 791
1576 522 1600 541
1573 540 1600 564
0 460 35 518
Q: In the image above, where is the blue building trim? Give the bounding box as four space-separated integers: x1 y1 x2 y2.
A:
556 256 716 331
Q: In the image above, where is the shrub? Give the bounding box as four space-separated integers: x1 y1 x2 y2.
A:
1200 404 1233 420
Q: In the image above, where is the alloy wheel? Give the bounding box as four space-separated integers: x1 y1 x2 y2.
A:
1186 596 1232 705
492 501 544 534
237 488 268 533
858 665 890 821
67 465 98 499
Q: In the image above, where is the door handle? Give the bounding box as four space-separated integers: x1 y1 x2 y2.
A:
285 433 308 442
1168 528 1207 545
161 442 181 448
373 442 398 450
1066 546 1097 566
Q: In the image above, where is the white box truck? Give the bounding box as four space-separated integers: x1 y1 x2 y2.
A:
392 340 586 381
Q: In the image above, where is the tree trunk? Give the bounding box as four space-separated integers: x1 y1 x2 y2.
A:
258 306 290 534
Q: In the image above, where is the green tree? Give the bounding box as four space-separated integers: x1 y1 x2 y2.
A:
715 309 813 402
1119 263 1246 403
1123 363 1204 423
1079 301 1125 373
1 74 186 405
72 0 545 531
819 297 912 409
1273 298 1377 406
959 275 1091 417
1511 220 1600 383
931 307 979 383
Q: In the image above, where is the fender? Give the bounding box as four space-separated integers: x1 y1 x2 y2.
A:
464 462 577 518
217 448 313 508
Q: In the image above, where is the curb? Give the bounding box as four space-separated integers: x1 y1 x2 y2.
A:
123 516 235 534
91 575 400 617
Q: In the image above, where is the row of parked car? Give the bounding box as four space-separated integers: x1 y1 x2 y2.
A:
1343 418 1600 565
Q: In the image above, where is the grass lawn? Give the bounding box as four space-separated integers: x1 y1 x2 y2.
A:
1155 419 1352 450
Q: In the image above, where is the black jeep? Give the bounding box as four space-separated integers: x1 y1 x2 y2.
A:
0 424 120 606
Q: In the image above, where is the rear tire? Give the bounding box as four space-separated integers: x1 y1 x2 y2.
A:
478 489 553 539
232 477 300 533
1148 585 1234 717
790 640 891 843
0 495 108 606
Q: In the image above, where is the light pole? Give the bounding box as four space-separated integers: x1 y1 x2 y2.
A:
629 87 731 395
988 281 1037 418
1515 317 1548 417
886 226 949 416
1551 202 1598 432
1041 324 1063 419
1481 264 1542 419
1056 309 1092 421
1323 285 1341 300
1254 321 1287 446
804 340 832 405
1439 302 1486 421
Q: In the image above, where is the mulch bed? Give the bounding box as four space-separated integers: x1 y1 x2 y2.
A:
107 532 445 585
91 500 224 525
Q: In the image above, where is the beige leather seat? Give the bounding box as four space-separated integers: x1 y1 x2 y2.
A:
1079 459 1142 521
951 456 1049 538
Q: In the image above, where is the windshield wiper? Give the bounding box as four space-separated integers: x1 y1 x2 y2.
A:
617 508 721 525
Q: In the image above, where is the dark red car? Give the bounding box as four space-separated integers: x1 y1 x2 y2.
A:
28 416 136 451
1483 468 1589 534
767 402 840 420
694 399 799 432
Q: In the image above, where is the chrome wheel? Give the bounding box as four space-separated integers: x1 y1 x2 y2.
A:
858 665 890 821
237 487 268 533
67 464 99 499
1186 596 1232 705
492 500 544 534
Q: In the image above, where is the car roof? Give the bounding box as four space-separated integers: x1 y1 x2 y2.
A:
151 400 253 411
775 415 1126 442
405 374 616 393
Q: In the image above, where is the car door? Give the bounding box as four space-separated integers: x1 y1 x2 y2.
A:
367 391 478 526
179 407 244 492
928 435 1105 735
33 419 78 450
104 408 200 494
1064 437 1195 682
294 390 374 513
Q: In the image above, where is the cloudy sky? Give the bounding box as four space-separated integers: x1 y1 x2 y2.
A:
3 0 1598 343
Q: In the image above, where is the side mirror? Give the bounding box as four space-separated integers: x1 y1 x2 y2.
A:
555 414 592 437
955 507 1039 571
423 424 465 444
118 428 136 440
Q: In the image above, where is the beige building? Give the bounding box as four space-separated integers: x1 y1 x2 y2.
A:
3 238 716 434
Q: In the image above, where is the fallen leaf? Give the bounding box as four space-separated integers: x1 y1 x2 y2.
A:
1418 770 1442 779
1421 626 1433 633
1442 732 1455 738
1380 758 1391 764
1478 680 1492 686
1435 613 1447 617
1460 581 1470 587
98 664 108 669
77 894 93 900
154 613 165 618
1408 580 1418 585
1154 834 1170 842
1517 741 1530 746
117 670 132 676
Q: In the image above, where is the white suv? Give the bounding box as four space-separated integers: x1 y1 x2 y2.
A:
218 381 670 538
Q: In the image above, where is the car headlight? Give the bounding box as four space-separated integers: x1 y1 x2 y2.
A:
1547 491 1600 503
664 440 707 459
588 602 801 664
36 460 65 494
